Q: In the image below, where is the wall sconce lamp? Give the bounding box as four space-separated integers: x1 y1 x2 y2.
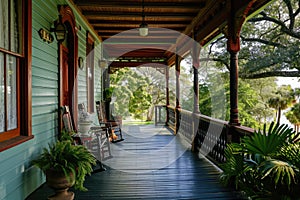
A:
99 59 108 69
51 15 67 43
78 57 84 70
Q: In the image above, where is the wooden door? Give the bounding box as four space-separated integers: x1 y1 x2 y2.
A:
62 46 69 106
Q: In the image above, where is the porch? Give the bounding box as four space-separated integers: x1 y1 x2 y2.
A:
26 123 242 200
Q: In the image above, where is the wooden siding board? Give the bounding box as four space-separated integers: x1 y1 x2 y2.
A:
32 76 58 88
32 104 58 115
32 96 58 105
32 0 57 20
32 87 58 97
31 48 57 67
32 112 58 125
31 67 58 81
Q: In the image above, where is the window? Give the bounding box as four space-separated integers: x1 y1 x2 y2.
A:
0 0 32 150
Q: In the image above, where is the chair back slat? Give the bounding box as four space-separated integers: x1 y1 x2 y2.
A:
96 101 107 123
62 106 74 133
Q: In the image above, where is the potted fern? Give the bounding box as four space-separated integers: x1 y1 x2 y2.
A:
32 139 96 200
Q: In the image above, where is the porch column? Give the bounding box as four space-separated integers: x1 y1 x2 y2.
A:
175 54 181 109
166 65 170 106
192 38 200 114
165 66 170 125
227 21 241 126
226 0 258 126
191 35 201 151
175 54 181 134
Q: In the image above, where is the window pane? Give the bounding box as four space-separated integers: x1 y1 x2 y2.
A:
7 55 17 130
10 0 22 53
0 0 9 50
0 53 4 132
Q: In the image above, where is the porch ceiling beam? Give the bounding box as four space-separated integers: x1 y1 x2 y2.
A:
87 16 193 22
75 1 206 10
108 60 167 74
165 0 223 64
92 24 187 29
83 11 198 18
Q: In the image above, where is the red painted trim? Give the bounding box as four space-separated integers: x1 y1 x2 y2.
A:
0 0 33 148
23 0 32 136
58 5 78 130
0 135 34 152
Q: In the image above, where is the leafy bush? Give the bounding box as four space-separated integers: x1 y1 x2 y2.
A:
220 122 300 199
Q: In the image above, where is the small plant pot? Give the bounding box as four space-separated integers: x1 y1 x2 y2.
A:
78 121 92 136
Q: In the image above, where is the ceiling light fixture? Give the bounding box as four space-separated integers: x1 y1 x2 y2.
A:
139 0 148 36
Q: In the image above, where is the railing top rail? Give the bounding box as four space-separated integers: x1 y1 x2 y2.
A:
167 106 254 136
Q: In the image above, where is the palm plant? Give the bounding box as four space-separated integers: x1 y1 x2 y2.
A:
267 85 295 124
220 122 300 199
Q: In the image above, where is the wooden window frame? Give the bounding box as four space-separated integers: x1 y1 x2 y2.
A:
0 0 33 152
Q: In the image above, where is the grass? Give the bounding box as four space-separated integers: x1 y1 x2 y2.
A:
122 119 154 125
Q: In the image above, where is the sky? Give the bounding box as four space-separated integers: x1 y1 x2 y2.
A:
276 77 299 89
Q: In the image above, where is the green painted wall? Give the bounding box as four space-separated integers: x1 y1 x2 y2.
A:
0 0 102 199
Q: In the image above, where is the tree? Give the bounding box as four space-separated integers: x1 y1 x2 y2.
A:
129 85 152 120
204 0 300 79
134 67 168 121
268 85 295 124
285 110 300 132
110 68 151 120
239 0 300 79
291 102 300 125
110 67 170 121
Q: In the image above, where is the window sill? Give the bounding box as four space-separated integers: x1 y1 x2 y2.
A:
0 135 34 152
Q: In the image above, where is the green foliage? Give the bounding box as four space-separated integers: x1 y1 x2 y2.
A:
204 0 300 79
242 123 292 156
129 85 152 120
110 67 167 121
291 103 300 121
268 85 296 123
32 140 96 191
103 87 114 101
220 121 300 199
199 83 212 116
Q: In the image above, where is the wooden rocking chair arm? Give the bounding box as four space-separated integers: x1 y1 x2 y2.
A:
90 126 108 131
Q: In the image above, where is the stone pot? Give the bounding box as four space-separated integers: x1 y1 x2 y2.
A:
78 121 92 135
45 169 75 200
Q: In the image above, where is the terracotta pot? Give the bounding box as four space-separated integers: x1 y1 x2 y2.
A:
45 169 75 200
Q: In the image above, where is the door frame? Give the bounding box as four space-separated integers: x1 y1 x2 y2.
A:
58 5 78 131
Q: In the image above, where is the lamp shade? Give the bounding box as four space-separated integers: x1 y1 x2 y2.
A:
139 22 148 37
54 22 67 42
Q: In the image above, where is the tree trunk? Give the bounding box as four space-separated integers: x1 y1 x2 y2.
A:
146 105 154 121
277 107 281 124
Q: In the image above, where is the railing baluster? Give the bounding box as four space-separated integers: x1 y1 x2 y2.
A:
164 106 254 167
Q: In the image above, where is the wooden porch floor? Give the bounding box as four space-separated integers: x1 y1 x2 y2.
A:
27 124 242 200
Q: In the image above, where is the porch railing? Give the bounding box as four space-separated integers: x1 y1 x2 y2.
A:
154 105 167 126
162 106 254 166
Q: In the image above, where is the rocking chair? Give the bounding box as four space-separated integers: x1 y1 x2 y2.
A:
95 101 124 143
61 105 112 172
